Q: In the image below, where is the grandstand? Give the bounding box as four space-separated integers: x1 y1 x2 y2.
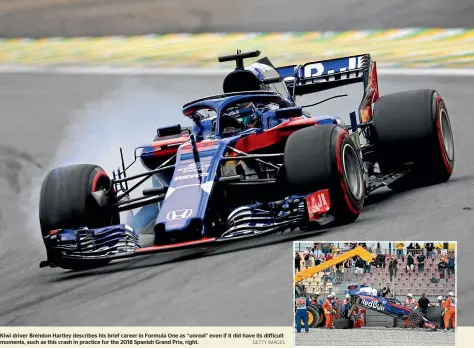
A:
294 242 456 300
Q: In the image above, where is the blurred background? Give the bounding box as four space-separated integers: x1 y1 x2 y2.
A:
0 0 472 327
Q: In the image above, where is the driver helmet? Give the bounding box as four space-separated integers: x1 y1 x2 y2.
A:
221 102 258 132
448 291 454 297
407 293 413 298
437 296 443 301
346 294 350 298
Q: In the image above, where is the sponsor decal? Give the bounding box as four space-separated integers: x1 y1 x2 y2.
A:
224 108 240 117
306 189 331 221
357 287 379 297
174 173 208 181
166 209 193 220
360 60 379 123
177 162 210 173
361 298 387 311
302 56 365 83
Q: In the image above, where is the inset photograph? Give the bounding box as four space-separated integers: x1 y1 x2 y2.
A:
294 241 456 346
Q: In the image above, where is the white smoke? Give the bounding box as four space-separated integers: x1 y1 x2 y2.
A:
20 78 190 244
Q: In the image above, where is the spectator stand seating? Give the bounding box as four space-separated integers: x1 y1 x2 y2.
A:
294 245 455 300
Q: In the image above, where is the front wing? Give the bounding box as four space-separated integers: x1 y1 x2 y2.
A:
40 190 334 269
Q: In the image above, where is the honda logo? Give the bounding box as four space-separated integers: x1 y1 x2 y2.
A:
166 209 193 220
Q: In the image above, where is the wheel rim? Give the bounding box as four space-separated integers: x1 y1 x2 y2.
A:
408 311 421 324
342 144 364 200
307 311 314 326
439 108 454 162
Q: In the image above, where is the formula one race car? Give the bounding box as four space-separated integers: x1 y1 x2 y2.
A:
345 285 438 330
38 50 455 270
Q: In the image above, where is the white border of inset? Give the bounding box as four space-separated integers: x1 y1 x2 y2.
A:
292 240 457 348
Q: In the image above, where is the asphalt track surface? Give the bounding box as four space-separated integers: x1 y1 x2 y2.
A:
0 0 474 37
0 72 472 328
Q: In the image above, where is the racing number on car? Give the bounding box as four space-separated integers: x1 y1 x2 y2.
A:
306 189 331 221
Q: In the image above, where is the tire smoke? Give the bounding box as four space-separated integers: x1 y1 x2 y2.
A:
20 78 190 244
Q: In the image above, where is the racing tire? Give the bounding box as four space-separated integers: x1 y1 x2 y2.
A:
372 89 454 191
39 164 119 241
283 125 365 224
407 311 424 327
334 318 354 329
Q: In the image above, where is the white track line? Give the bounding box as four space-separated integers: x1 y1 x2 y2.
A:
0 65 474 77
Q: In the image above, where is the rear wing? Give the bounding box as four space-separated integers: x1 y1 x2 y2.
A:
276 54 380 124
275 54 372 96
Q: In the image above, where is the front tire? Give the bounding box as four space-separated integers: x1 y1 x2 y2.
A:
283 125 365 224
39 164 119 242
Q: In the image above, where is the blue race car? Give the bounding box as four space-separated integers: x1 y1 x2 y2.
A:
345 285 438 330
38 50 454 270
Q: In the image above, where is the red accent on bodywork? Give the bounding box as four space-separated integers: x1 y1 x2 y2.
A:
371 61 380 103
359 60 380 123
435 95 453 175
49 230 58 235
306 189 331 221
335 130 361 216
152 147 179 158
390 303 411 310
181 140 217 153
152 135 190 148
233 117 317 153
91 170 108 192
150 135 190 157
137 237 217 252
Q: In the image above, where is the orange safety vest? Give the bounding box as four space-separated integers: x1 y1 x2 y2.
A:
444 297 456 311
323 300 332 313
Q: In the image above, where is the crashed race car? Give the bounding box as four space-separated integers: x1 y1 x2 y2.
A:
345 285 439 330
38 50 455 270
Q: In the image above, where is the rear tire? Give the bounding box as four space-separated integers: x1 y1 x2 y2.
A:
334 318 354 329
372 89 454 191
283 125 365 224
39 164 119 242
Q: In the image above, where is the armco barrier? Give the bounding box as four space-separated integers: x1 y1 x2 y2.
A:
0 29 473 68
